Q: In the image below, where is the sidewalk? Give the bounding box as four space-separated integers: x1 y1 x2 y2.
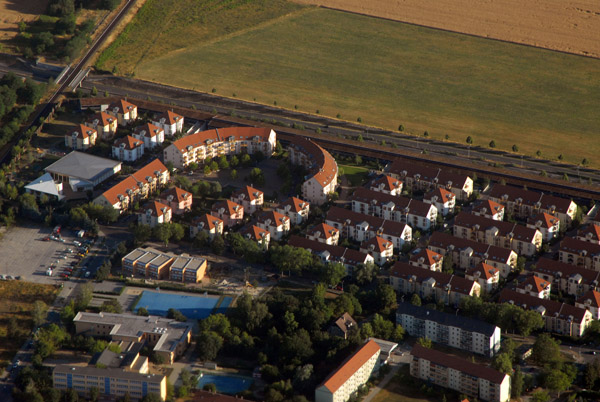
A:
362 363 401 402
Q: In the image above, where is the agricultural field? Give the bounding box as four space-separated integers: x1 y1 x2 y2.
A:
98 1 600 166
0 0 49 46
0 281 58 367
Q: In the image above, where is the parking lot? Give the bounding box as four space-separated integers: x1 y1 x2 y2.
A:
0 224 87 284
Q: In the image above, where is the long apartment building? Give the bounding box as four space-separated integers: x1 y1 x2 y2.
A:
73 312 193 364
559 237 600 271
287 136 338 205
531 257 600 298
428 232 517 278
410 344 510 402
499 289 592 337
94 159 170 213
487 184 577 227
389 262 480 306
163 127 276 169
122 247 207 283
351 187 438 232
315 340 380 402
453 212 542 257
386 159 473 201
326 206 412 251
396 303 501 357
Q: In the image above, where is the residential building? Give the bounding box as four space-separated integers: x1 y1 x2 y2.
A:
45 151 122 192
190 214 224 239
256 210 290 241
527 212 561 242
360 236 393 265
105 99 138 126
516 275 551 299
73 311 192 364
577 224 600 245
576 290 600 320
423 187 456 216
133 123 165 149
409 249 443 272
453 212 542 257
328 313 358 339
307 223 340 245
465 262 500 293
487 184 577 227
158 187 192 215
163 127 276 169
25 173 65 200
428 232 518 278
499 289 592 337
152 110 184 136
287 136 338 205
410 344 510 402
368 175 403 196
472 199 505 221
386 159 473 201
122 247 206 283
86 111 117 139
396 303 501 357
389 262 480 306
211 200 244 227
138 201 172 228
326 206 412 251
231 185 263 214
169 254 208 283
351 187 438 232
531 257 600 297
289 236 374 275
315 340 380 402
276 197 310 225
240 225 271 250
93 159 169 213
53 365 166 401
65 124 97 150
559 237 600 271
112 135 145 162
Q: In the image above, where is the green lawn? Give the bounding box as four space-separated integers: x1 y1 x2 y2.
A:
99 2 600 166
372 365 449 402
340 164 369 187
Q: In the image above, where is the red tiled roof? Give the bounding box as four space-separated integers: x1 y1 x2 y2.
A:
86 111 115 127
240 225 269 241
141 200 170 217
454 212 540 243
289 236 371 267
577 290 600 308
212 200 242 216
134 122 164 138
424 187 455 202
99 159 168 206
499 288 589 323
518 275 551 293
232 185 263 202
578 224 600 242
287 136 338 187
369 174 402 191
351 187 434 217
278 196 309 213
428 232 514 264
472 199 505 216
361 236 392 253
159 110 183 125
307 223 339 240
257 210 289 226
560 237 600 256
527 212 560 229
390 262 478 295
465 262 499 280
171 127 273 153
333 313 357 334
108 99 137 114
387 159 471 188
320 340 380 393
411 344 506 384
410 249 443 266
113 135 143 150
71 124 97 139
192 213 223 231
533 257 600 284
326 206 410 239
160 187 190 203
488 184 574 214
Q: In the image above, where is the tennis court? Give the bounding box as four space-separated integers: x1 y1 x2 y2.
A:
134 291 232 320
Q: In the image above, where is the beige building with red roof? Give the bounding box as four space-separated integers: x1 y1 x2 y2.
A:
360 236 393 265
163 127 276 169
307 223 340 245
158 187 192 215
133 123 165 149
94 159 170 212
328 313 358 339
256 210 290 241
231 185 263 214
576 290 600 320
138 201 172 227
559 237 600 271
472 199 505 221
65 124 97 150
152 110 184 136
516 275 551 299
315 340 380 402
368 175 403 196
287 136 338 205
112 135 145 162
527 212 561 242
105 99 138 126
276 197 310 225
289 236 374 274
465 262 500 293
240 225 270 250
190 214 224 239
86 111 117 139
409 249 443 272
532 257 600 298
211 200 243 227
424 187 456 217
577 224 600 245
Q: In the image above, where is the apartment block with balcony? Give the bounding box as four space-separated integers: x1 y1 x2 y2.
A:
190 214 224 239
368 174 403 196
532 257 600 298
360 236 393 266
256 210 290 241
112 135 144 162
211 200 244 227
559 237 600 271
424 187 456 217
65 124 97 151
409 249 443 272
276 197 310 225
465 262 500 293
516 275 551 299
138 201 171 228
471 199 505 221
527 212 561 243
105 99 137 126
576 290 600 320
231 185 264 214
158 187 192 215
307 223 340 245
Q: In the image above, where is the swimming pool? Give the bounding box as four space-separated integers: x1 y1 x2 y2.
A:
197 373 253 394
134 291 232 320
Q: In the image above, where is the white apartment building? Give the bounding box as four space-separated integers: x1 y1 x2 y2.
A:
152 110 184 136
276 197 310 225
133 123 165 149
424 187 456 217
112 135 145 162
231 185 264 214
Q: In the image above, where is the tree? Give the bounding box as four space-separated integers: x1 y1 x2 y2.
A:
31 301 48 329
356 134 364 142
167 308 187 322
416 337 432 348
492 353 512 374
511 366 524 398
197 331 223 361
530 390 550 402
410 294 422 306
376 282 397 313
211 234 225 255
76 282 93 310
100 299 122 314
512 144 519 152
466 136 473 145
489 140 496 148
270 245 313 276
137 307 149 316
230 169 238 180
354 262 377 285
132 224 151 244
249 168 265 186
532 333 561 367
320 262 346 287
558 154 564 161
89 386 99 402
141 393 162 402
544 368 571 397
372 314 394 339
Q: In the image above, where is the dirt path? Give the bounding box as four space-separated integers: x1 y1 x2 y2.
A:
293 0 600 58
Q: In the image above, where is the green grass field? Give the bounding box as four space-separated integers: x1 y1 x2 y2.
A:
98 2 600 166
340 164 369 187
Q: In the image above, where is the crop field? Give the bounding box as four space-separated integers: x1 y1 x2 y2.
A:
99 2 600 166
0 0 49 46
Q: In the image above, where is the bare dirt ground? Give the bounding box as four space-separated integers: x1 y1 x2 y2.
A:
0 0 49 43
294 0 600 58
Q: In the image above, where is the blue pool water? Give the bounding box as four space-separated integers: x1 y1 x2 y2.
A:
134 291 232 320
197 373 253 394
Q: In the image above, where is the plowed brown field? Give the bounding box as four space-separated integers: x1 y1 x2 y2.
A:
294 0 600 58
0 0 49 43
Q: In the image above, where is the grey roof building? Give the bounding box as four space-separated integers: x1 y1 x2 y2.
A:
44 151 122 191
